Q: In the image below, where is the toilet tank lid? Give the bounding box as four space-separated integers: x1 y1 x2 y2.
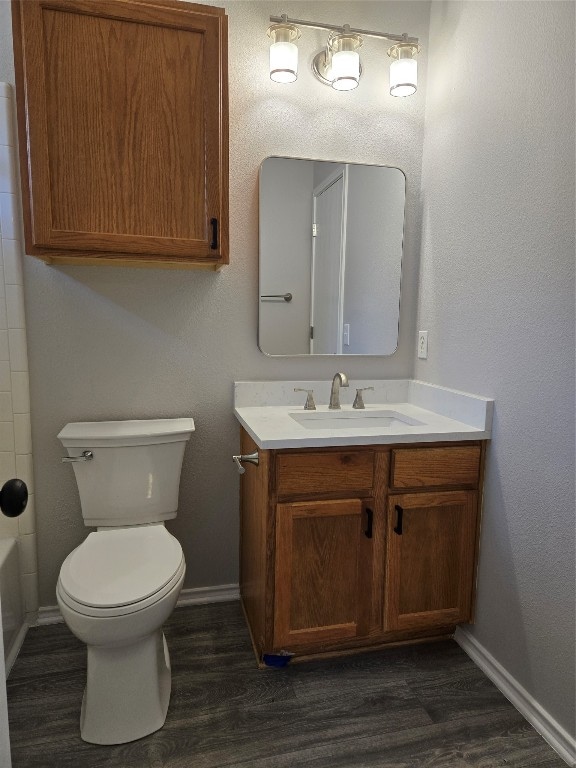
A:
58 418 195 447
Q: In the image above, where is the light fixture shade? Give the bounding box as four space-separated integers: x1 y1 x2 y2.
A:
388 43 419 97
270 41 298 83
268 23 300 83
331 50 360 91
390 57 417 96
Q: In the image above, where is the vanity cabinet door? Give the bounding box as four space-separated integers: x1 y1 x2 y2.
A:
12 0 228 269
384 491 478 632
273 498 374 648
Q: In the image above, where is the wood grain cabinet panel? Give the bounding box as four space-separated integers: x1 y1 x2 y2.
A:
384 491 478 631
12 0 228 269
391 446 481 489
276 451 374 497
273 498 373 648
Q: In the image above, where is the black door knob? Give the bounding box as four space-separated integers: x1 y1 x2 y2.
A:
0 479 28 518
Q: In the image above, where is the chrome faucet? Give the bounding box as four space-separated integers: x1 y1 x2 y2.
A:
329 372 349 410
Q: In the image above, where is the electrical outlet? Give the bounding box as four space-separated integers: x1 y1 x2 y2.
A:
418 331 428 359
343 324 350 346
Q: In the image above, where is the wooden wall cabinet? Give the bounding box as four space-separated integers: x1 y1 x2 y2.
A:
239 430 486 664
12 0 228 269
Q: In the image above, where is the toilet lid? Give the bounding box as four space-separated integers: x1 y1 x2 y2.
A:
59 525 183 609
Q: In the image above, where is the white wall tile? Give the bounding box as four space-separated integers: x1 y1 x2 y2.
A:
0 421 14 452
0 331 8 361
15 453 33 494
0 97 15 147
11 371 29 414
22 572 38 614
0 87 35 617
0 361 10 391
14 413 31 455
6 284 25 329
19 533 37 574
0 391 12 421
0 451 16 480
0 144 16 194
0 513 19 538
18 492 35 536
0 144 16 192
2 239 23 285
8 328 28 371
0 193 18 239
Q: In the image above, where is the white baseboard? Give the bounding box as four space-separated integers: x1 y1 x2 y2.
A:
36 583 240 626
37 605 64 625
455 627 576 767
176 583 240 606
5 622 28 677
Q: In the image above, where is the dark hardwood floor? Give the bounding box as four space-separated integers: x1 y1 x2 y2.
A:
7 602 565 767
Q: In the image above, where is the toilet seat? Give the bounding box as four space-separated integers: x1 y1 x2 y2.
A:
58 525 184 618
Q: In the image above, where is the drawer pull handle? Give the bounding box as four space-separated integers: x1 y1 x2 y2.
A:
394 504 403 535
210 218 218 250
364 508 373 539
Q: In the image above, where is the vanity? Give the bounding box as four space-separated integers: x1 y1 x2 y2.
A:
234 379 493 665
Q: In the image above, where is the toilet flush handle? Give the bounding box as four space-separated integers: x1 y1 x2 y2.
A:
62 450 94 463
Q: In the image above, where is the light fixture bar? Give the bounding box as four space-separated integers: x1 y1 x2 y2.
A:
269 14 419 46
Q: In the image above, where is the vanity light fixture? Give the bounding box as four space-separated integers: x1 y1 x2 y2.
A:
268 19 301 83
388 42 420 97
267 14 420 96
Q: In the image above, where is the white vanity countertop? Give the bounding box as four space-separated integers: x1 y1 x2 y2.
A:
234 379 493 450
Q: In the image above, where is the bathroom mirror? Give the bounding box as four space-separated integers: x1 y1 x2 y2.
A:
259 156 406 356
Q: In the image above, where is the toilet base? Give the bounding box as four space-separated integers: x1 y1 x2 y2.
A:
80 630 172 745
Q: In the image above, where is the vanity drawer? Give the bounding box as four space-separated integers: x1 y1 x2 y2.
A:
276 451 374 496
391 446 481 489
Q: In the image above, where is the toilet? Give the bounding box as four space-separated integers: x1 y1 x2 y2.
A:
56 417 194 745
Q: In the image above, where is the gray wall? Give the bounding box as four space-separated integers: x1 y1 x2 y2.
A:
416 0 575 738
0 0 429 606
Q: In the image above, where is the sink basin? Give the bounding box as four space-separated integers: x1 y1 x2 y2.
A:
289 409 425 431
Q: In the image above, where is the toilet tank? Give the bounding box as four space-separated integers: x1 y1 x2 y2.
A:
58 418 195 528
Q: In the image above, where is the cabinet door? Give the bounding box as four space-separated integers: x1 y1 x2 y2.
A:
274 498 373 648
385 491 478 631
13 0 228 266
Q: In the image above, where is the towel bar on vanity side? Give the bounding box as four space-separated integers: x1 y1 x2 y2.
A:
232 452 259 474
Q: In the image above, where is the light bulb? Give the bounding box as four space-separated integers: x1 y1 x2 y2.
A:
388 45 418 97
270 40 298 83
331 50 360 91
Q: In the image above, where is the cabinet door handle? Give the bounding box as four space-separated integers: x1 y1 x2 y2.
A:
364 507 373 539
210 217 218 250
393 504 403 535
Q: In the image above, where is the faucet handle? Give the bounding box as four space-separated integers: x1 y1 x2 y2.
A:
294 388 316 410
353 387 374 410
